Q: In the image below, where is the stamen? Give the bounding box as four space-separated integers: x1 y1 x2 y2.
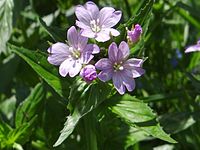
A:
119 66 124 70
90 19 101 33
113 62 124 71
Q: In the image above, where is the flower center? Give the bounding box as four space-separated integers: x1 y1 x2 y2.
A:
90 19 101 33
69 47 81 59
113 62 124 72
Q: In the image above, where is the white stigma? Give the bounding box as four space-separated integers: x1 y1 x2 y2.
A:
119 66 124 70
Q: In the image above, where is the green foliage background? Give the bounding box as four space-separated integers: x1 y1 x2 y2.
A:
1 0 200 149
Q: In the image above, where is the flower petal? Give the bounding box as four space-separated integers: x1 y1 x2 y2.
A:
92 44 100 54
78 31 88 50
124 68 145 78
76 20 90 30
80 52 94 64
102 10 122 28
99 7 115 26
67 26 78 48
112 72 125 95
98 69 113 82
85 1 99 19
84 44 100 54
75 5 92 26
108 42 123 62
69 60 82 77
122 76 135 92
124 58 144 67
119 41 129 59
185 45 200 53
95 30 110 42
59 59 73 77
109 28 120 37
81 29 96 38
47 42 70 66
95 58 112 70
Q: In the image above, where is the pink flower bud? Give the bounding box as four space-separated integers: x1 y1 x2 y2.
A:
127 24 142 43
80 65 97 83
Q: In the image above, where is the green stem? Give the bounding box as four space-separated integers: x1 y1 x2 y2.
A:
84 112 98 150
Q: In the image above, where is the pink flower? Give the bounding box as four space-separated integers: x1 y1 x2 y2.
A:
80 65 97 83
127 24 142 43
95 41 145 95
47 26 99 77
185 40 200 53
75 1 122 42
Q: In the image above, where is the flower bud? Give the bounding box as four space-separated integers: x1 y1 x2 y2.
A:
127 24 142 44
80 65 97 83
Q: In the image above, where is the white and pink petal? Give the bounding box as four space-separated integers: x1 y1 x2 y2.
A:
85 1 99 19
59 59 73 77
69 60 82 77
67 26 78 49
47 42 70 66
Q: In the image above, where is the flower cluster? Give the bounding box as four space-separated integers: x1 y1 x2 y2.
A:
47 1 144 94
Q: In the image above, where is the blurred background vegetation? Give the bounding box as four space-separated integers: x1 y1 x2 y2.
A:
1 0 200 149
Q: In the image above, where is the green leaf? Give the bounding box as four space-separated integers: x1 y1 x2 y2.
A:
9 116 38 145
159 112 200 134
0 117 12 138
135 121 177 144
111 97 156 123
176 2 200 20
110 95 177 143
38 17 66 42
0 118 12 149
54 80 113 147
9 44 71 97
164 1 200 30
186 73 200 91
15 83 45 127
0 0 13 53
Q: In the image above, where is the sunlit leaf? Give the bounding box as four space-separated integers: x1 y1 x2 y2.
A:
110 95 177 143
0 0 13 53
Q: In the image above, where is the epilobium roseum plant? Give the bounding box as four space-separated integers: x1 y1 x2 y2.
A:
47 1 145 95
75 1 122 42
47 26 99 77
127 24 143 44
185 40 200 53
95 41 145 94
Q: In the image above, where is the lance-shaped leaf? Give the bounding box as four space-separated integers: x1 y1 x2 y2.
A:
9 44 71 97
54 80 113 147
15 83 45 127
